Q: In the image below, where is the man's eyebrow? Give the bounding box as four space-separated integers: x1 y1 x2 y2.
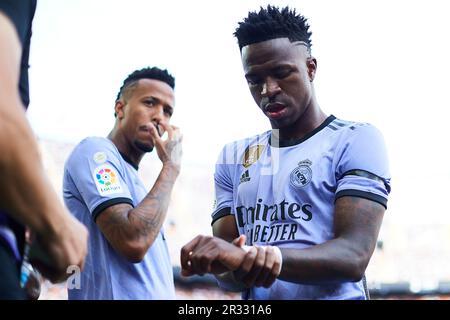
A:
143 95 173 109
142 95 162 104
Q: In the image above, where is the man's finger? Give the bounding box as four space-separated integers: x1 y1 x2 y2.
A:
232 235 246 247
241 246 266 287
158 122 174 140
180 236 202 272
191 247 215 276
233 246 257 282
263 261 281 288
146 122 162 144
255 247 275 287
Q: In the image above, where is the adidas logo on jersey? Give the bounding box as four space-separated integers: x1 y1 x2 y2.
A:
240 170 251 184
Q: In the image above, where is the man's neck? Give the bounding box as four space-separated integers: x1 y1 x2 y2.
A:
107 129 143 169
274 102 327 142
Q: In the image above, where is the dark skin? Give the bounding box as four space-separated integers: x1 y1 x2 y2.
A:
180 234 248 276
181 231 281 288
96 79 183 263
209 197 384 286
242 38 327 140
181 38 385 288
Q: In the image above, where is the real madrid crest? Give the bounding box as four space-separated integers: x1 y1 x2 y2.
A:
290 159 312 188
242 144 265 168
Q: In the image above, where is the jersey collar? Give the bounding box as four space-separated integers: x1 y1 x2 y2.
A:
269 115 336 148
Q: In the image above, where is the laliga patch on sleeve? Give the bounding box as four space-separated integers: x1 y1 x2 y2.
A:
92 164 123 196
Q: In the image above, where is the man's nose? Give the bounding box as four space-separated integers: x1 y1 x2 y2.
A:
150 106 167 136
261 78 281 98
151 105 165 123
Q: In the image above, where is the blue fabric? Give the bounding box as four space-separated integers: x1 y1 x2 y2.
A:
212 116 391 300
64 137 175 300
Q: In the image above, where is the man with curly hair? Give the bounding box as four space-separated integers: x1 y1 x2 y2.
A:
181 5 390 300
64 67 182 299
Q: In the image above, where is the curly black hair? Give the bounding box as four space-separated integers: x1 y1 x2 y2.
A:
116 67 175 102
234 5 312 51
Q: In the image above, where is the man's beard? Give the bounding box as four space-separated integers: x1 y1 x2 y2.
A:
134 140 154 153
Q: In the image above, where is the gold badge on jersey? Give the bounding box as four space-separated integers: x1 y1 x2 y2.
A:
242 144 265 168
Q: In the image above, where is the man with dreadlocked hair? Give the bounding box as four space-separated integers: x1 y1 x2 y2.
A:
64 67 182 299
181 5 390 300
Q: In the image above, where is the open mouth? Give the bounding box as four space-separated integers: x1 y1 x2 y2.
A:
264 103 287 119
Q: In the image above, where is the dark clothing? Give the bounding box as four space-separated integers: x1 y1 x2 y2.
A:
0 0 37 299
0 241 27 299
0 0 37 107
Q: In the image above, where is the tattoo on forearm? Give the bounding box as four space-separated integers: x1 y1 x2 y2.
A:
129 168 177 242
101 167 177 249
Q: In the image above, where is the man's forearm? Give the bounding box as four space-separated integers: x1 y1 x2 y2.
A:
0 100 65 237
0 12 64 236
127 163 179 248
279 197 384 285
277 240 368 285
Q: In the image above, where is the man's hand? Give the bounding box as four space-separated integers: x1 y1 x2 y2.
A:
147 122 182 169
229 235 282 288
233 245 282 288
29 212 88 283
181 234 281 289
180 235 247 277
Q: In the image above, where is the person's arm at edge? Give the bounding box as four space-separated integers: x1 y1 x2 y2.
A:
0 12 66 246
0 13 87 282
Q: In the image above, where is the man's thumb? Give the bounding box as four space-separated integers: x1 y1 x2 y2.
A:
232 235 246 247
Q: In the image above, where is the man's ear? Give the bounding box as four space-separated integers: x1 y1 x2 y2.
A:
115 100 125 119
307 57 317 82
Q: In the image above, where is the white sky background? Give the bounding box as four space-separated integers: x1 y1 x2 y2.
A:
27 0 450 225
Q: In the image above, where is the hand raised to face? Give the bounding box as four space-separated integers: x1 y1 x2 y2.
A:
146 121 183 168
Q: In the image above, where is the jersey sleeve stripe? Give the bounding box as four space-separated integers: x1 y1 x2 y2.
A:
92 197 134 222
335 189 388 209
211 207 232 226
340 169 390 192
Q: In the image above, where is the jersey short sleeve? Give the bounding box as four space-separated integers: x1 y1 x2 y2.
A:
64 138 134 221
335 124 391 208
211 145 235 225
